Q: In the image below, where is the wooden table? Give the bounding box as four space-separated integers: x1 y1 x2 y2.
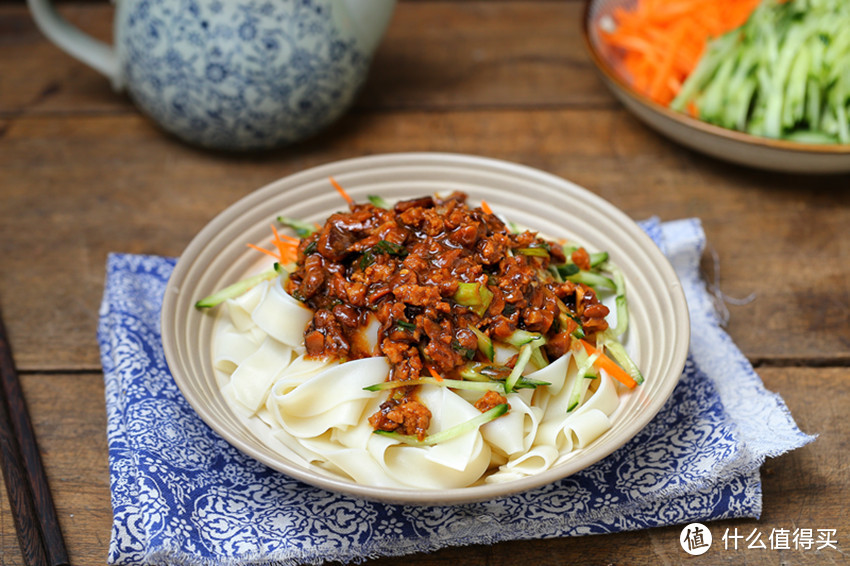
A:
1 1 848 564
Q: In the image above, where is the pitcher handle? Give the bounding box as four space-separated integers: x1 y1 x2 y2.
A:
27 0 122 89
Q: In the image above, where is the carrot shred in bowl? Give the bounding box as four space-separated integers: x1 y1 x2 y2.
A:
599 0 762 106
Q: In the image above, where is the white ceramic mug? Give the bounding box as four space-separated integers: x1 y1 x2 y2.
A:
28 0 395 150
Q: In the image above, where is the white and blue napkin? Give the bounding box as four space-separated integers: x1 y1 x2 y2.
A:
97 218 813 565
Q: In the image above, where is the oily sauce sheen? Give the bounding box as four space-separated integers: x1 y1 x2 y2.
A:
285 193 610 439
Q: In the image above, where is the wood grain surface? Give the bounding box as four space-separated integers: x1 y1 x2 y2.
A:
1 1 848 564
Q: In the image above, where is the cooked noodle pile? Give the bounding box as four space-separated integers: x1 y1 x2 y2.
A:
207 193 641 488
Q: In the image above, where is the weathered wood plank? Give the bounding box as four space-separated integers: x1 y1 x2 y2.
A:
0 1 611 117
0 4 126 116
361 1 604 110
0 367 840 565
1 4 845 566
0 372 109 566
1 111 849 370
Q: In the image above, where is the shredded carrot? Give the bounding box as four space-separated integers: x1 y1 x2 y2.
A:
480 200 493 215
270 224 288 260
687 101 699 118
276 232 300 245
247 243 284 262
599 0 761 106
248 223 299 264
579 339 638 389
427 365 444 382
329 176 353 206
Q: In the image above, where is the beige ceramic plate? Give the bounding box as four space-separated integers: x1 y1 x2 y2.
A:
162 153 689 505
583 0 850 174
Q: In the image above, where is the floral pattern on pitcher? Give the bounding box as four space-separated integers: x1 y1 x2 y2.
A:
119 0 369 150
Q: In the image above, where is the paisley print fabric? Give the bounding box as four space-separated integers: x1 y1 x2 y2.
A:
97 218 813 565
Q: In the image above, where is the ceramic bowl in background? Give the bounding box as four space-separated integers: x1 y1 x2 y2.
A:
583 0 850 174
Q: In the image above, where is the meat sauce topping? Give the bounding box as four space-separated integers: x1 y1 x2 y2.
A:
285 193 610 439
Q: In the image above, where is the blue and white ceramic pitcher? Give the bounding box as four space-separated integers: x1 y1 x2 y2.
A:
28 0 396 150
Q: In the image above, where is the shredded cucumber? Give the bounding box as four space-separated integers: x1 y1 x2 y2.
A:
504 343 534 394
601 332 645 385
603 261 629 338
671 0 850 144
504 329 546 349
195 267 280 309
373 404 509 446
364 374 548 393
276 216 317 238
567 345 599 413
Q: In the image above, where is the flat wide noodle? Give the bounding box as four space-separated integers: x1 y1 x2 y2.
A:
251 278 313 349
266 357 390 437
213 273 624 488
480 389 542 458
229 338 294 413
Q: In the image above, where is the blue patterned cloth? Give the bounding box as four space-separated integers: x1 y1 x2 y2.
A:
97 218 813 565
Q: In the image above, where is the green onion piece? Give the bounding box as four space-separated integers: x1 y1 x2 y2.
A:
516 247 550 258
373 240 408 257
195 268 278 309
452 282 494 316
394 320 416 333
475 285 494 316
468 325 495 361
276 216 316 238
452 339 477 360
359 251 375 270
374 404 509 446
453 282 480 304
359 240 409 270
368 195 391 209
